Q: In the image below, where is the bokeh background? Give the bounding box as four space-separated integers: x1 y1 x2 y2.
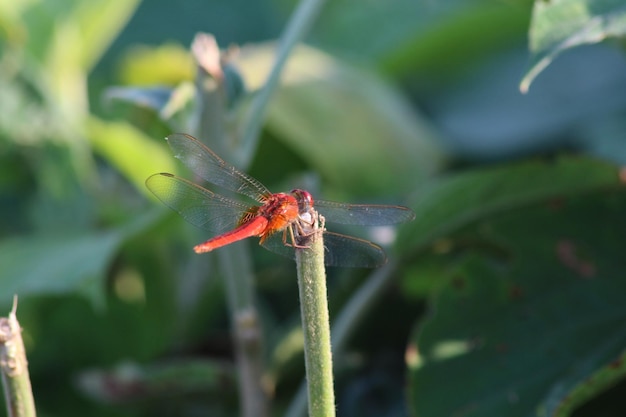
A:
1 0 626 416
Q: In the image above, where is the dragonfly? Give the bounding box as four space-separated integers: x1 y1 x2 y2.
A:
145 134 415 267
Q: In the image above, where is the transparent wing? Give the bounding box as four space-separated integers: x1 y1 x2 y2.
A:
314 200 415 226
146 172 254 234
261 230 387 268
321 231 388 267
166 133 271 202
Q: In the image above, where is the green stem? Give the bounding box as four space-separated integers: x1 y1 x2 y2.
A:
238 0 328 164
218 244 267 417
286 262 397 417
191 35 267 417
0 299 36 417
295 216 336 417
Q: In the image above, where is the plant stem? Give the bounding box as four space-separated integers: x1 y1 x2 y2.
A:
218 244 267 417
295 214 336 417
0 298 36 417
238 0 328 164
285 262 397 417
191 35 267 417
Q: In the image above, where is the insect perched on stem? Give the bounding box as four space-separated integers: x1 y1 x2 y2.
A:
146 134 415 267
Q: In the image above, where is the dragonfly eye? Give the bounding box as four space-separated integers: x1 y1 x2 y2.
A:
291 189 314 212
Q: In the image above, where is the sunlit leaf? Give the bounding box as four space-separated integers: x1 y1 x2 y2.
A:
521 0 626 92
41 0 141 119
87 117 178 193
72 0 142 71
117 43 194 86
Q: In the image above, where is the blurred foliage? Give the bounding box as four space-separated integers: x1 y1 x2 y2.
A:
409 192 626 417
522 0 626 92
1 0 626 417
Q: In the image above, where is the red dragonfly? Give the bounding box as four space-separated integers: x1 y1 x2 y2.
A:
146 134 415 267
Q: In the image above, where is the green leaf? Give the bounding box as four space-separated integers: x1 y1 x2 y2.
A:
116 43 195 86
235 43 445 195
0 210 160 308
0 232 120 307
543 350 626 416
18 0 138 73
104 83 197 132
398 156 622 253
317 0 530 78
87 117 178 193
408 192 626 417
521 0 626 92
72 0 141 71
23 0 140 119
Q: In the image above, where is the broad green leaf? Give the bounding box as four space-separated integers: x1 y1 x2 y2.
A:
0 232 120 308
87 117 177 193
0 0 27 46
0 210 159 308
23 0 140 72
71 0 141 72
28 0 140 119
430 45 626 160
317 0 529 78
543 350 626 416
408 192 626 417
521 0 626 92
398 156 623 253
234 43 444 195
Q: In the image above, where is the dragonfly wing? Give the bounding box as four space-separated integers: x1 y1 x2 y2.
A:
321 232 387 267
314 200 415 226
146 172 252 234
260 230 387 268
258 231 295 261
166 133 271 202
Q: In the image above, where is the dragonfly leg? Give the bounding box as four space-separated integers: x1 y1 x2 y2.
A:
294 215 315 237
283 223 311 249
290 211 326 248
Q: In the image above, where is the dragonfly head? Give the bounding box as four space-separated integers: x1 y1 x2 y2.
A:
291 189 314 213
